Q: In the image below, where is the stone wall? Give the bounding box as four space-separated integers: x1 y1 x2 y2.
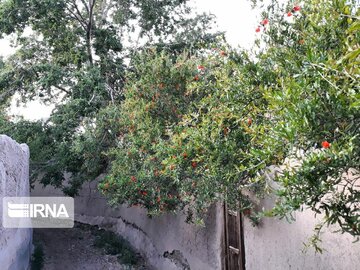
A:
32 178 225 270
0 135 32 270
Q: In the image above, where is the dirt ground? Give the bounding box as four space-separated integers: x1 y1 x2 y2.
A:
33 223 149 270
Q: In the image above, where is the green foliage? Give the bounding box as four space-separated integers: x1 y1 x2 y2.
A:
31 242 44 270
0 0 219 194
100 0 360 240
93 228 139 265
253 0 360 239
100 45 268 221
0 0 358 245
100 50 200 215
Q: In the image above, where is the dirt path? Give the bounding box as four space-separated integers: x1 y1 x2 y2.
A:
33 223 148 270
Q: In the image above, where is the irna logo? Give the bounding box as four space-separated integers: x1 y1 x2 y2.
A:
7 202 69 218
2 197 74 228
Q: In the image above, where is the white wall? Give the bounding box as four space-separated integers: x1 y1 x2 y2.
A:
0 135 32 270
32 170 360 270
32 178 225 270
244 196 360 270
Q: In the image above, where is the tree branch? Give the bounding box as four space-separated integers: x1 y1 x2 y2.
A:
70 0 87 26
54 85 71 95
86 0 96 66
80 0 90 15
65 6 87 31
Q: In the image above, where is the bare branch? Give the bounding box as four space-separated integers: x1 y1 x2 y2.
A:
70 0 87 25
85 0 97 66
54 85 71 95
90 0 96 12
80 0 90 15
65 6 87 31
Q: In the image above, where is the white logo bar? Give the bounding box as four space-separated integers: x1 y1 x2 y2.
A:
2 197 74 228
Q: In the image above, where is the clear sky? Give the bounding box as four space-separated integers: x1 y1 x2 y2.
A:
1 0 260 120
193 0 258 49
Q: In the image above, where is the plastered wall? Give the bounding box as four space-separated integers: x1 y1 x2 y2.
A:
243 195 360 270
33 168 360 270
32 178 225 270
0 135 32 270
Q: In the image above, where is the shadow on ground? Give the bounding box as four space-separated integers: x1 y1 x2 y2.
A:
33 222 149 270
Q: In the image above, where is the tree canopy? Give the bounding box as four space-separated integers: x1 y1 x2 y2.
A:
0 0 219 193
0 0 359 249
98 0 359 246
